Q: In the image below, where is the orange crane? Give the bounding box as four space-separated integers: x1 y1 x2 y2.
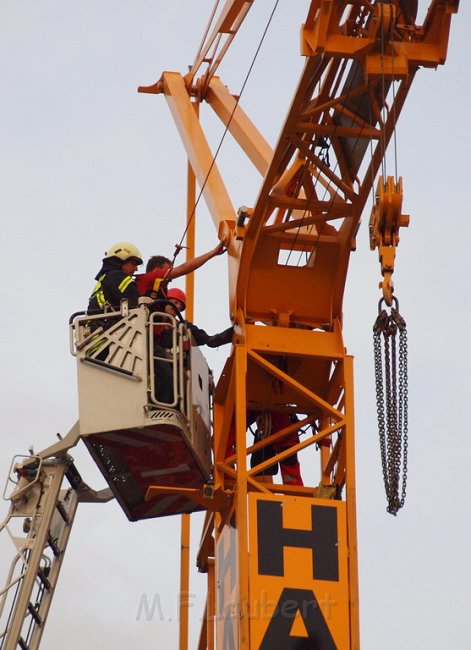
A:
0 2 459 649
139 1 459 647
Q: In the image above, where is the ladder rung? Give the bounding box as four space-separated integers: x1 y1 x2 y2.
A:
47 535 60 557
37 568 51 591
27 603 42 626
18 638 29 650
56 500 70 524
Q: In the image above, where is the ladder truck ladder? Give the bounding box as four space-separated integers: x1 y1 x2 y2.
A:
0 428 113 650
0 455 79 650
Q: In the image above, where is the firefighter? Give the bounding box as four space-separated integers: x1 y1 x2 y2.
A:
225 411 304 487
249 411 304 486
150 288 233 405
88 242 143 312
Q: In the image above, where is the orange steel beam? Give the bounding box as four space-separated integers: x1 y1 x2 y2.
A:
205 77 272 175
187 0 255 92
179 514 190 650
158 71 236 231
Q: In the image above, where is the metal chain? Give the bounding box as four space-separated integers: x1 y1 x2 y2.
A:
398 316 409 507
373 298 409 515
373 322 389 498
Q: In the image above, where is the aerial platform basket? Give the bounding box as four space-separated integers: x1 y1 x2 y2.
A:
69 301 213 521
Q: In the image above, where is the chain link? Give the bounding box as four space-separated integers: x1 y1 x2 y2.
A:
373 298 409 515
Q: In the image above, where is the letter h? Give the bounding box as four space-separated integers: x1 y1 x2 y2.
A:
257 500 339 581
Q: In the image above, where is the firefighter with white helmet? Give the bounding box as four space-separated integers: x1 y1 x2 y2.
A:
88 241 143 312
104 242 143 265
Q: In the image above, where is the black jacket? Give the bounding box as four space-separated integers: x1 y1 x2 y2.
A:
188 323 233 348
158 322 233 349
88 257 140 312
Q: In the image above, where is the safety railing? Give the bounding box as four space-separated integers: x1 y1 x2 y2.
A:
70 301 194 422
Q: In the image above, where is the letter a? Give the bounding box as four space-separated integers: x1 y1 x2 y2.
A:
260 588 337 650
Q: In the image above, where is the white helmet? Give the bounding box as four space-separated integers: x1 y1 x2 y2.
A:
105 242 143 265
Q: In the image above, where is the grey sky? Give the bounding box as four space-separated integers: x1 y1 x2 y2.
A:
1 2 469 648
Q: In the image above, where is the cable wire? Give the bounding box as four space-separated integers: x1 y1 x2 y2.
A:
169 0 281 270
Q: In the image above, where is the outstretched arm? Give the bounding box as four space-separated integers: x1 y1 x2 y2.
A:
186 322 234 348
167 240 226 280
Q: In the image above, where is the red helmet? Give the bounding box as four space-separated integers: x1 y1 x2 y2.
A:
167 287 187 310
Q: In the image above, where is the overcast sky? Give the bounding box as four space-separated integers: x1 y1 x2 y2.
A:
1 2 470 649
